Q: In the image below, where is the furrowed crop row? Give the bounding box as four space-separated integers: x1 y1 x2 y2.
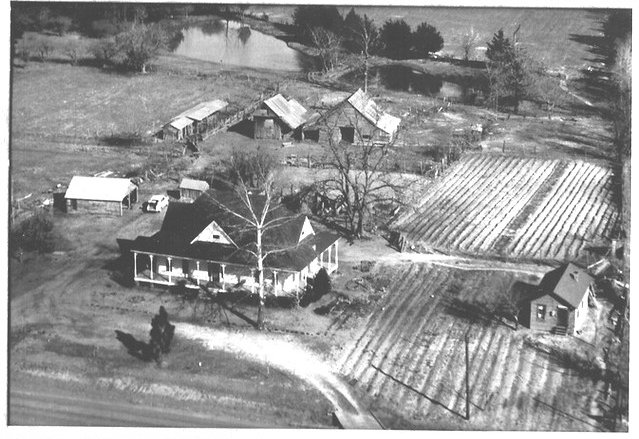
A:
507 161 582 257
550 166 611 259
426 157 524 248
466 328 509 411
401 155 512 243
453 159 551 252
338 264 418 372
431 157 526 249
369 272 449 399
530 162 599 258
471 161 558 253
359 267 441 389
489 336 525 411
345 265 427 377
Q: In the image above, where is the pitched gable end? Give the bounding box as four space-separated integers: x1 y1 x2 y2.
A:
299 216 315 242
191 220 236 246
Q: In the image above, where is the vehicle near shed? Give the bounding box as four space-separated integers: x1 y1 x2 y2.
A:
145 195 169 213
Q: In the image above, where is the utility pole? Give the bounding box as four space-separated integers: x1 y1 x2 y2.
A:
465 331 470 420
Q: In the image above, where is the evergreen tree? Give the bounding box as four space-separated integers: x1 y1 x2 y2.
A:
412 22 444 58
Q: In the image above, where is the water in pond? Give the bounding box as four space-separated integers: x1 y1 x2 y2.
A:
173 20 306 71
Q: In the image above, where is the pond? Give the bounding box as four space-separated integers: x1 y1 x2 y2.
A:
349 65 484 103
172 20 307 72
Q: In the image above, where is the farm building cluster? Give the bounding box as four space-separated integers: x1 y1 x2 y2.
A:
53 86 621 338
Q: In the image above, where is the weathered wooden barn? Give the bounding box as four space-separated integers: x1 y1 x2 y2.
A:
252 94 317 140
163 100 228 141
305 89 401 145
179 178 210 202
526 263 594 335
122 190 340 295
65 176 138 216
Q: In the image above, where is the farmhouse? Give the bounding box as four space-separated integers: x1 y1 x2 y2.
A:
179 178 210 202
123 190 340 294
306 89 401 144
527 263 594 335
251 94 317 140
163 100 228 141
65 176 138 216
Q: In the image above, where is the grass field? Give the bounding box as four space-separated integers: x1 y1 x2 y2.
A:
248 6 606 70
334 262 625 430
391 153 619 263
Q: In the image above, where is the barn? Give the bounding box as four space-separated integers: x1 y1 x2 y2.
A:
163 100 228 141
252 94 317 140
65 176 138 216
306 89 401 145
122 190 340 295
179 178 210 202
527 263 594 335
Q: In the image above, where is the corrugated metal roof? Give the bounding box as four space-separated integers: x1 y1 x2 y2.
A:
168 116 193 130
179 178 210 191
65 176 137 202
347 89 401 135
263 94 310 130
181 99 228 121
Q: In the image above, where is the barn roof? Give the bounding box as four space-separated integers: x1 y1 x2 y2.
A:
346 89 401 135
179 178 210 192
263 94 312 130
168 116 193 130
538 263 593 308
65 176 137 202
180 99 228 121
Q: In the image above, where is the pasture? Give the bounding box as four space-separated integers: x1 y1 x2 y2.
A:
335 262 622 430
391 153 619 263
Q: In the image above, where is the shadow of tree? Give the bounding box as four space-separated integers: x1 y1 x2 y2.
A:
114 330 153 361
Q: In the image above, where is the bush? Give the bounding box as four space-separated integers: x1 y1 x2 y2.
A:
11 212 56 254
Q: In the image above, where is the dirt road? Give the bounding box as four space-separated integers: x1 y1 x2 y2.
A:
10 388 263 427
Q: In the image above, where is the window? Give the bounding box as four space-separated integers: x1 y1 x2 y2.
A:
536 304 547 320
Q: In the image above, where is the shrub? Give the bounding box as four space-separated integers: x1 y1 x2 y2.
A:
314 268 332 298
11 212 56 254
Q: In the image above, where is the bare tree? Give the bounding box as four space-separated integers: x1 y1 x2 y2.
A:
460 27 479 63
309 26 342 72
345 14 377 92
211 149 300 329
320 114 409 238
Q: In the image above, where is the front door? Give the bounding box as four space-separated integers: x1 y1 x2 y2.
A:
557 307 569 327
208 263 220 283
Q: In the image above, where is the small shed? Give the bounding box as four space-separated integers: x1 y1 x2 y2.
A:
252 94 316 140
163 116 194 141
179 178 210 202
528 263 594 335
65 176 138 216
163 100 228 141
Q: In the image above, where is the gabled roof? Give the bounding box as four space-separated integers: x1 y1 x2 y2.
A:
65 176 137 202
538 263 593 308
168 116 193 130
263 94 313 130
346 89 401 135
180 100 228 121
179 178 210 192
129 189 338 272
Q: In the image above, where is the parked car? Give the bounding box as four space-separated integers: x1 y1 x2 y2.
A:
145 195 169 213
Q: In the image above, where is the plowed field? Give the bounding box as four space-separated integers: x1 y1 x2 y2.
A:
391 154 619 262
336 263 610 430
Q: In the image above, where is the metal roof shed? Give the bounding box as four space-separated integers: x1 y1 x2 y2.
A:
65 176 138 216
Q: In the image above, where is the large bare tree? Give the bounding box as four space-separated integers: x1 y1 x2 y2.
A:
212 149 298 329
320 114 409 238
345 14 377 92
309 26 342 72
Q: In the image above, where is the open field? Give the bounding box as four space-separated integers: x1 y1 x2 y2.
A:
334 262 624 430
391 153 619 263
249 6 606 70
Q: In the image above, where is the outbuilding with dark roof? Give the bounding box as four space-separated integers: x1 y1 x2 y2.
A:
526 263 594 335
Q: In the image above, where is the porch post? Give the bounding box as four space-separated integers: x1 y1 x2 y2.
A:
251 270 255 294
327 245 331 267
221 264 226 289
133 252 137 279
149 255 154 280
196 261 200 285
334 240 338 269
167 257 172 284
273 271 278 294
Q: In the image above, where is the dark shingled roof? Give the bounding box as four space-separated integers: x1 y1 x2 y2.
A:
129 190 339 272
538 263 593 309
